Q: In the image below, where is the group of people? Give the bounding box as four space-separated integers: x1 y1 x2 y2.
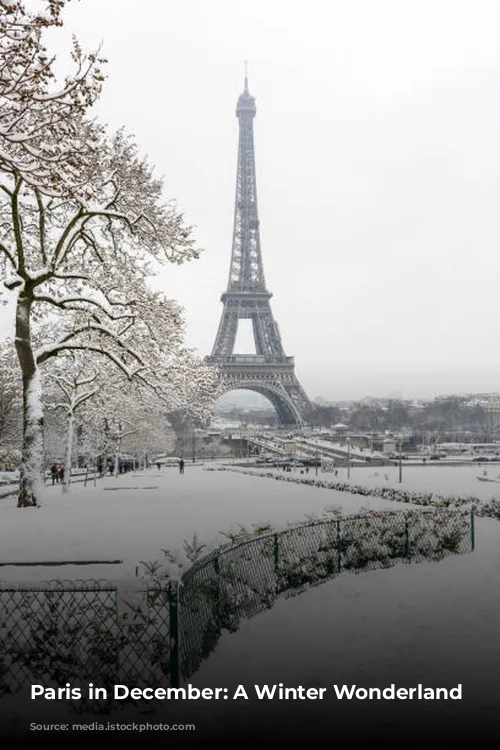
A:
49 458 187 484
50 464 65 485
96 457 135 476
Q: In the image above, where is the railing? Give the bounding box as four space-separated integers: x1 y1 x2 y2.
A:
0 509 473 705
208 355 294 365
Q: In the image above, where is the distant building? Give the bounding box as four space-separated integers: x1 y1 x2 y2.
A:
485 401 500 428
282 440 297 455
382 438 397 455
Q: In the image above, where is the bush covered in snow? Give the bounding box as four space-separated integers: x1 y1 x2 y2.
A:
475 498 500 520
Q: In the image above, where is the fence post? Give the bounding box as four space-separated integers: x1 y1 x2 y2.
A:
336 519 342 572
470 508 475 552
168 581 180 689
273 534 279 576
213 553 221 624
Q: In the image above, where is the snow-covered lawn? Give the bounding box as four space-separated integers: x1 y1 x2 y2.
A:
339 462 500 500
252 462 500 501
0 466 416 583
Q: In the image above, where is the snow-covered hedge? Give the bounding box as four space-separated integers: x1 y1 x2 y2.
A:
475 498 500 520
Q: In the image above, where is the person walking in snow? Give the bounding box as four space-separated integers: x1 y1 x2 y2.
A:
58 465 65 483
51 464 58 485
179 458 185 475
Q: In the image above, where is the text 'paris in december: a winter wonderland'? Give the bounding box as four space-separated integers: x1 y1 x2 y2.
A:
31 683 463 701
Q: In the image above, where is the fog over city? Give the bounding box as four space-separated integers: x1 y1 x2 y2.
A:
4 0 500 400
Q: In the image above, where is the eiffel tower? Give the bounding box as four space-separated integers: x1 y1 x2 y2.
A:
207 73 312 426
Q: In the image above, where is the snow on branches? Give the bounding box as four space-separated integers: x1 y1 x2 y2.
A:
42 347 217 489
41 350 99 489
0 0 106 195
0 2 216 506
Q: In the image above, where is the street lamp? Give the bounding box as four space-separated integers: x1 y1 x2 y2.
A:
397 434 403 483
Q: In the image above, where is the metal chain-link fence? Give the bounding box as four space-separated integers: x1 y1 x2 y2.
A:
0 580 178 709
0 509 473 702
179 508 473 679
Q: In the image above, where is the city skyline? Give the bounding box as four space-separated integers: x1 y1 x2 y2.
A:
2 1 500 401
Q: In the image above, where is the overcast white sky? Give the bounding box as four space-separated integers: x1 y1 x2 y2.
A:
6 0 500 401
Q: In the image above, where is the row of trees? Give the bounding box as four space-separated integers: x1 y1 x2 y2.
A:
0 324 217 487
0 1 218 505
206 397 490 435
346 397 488 434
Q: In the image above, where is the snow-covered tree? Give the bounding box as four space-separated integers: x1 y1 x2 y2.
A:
118 391 176 469
79 355 217 477
0 339 22 450
0 2 210 507
42 351 99 490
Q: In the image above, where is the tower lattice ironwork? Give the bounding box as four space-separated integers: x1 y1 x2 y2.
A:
207 74 311 426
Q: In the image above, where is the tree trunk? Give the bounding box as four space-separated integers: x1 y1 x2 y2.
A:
103 419 109 475
114 432 121 478
15 289 44 508
63 410 74 493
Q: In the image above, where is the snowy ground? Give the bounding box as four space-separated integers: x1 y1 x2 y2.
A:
0 466 413 583
1 464 499 741
350 463 500 499
0 485 17 499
